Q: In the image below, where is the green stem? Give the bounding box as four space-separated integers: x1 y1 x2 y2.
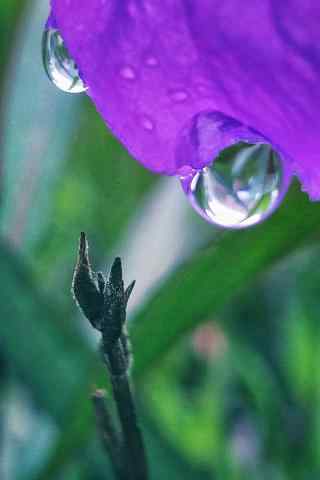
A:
108 345 148 480
92 390 125 480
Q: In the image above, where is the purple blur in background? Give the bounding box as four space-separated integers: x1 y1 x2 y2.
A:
49 1 320 199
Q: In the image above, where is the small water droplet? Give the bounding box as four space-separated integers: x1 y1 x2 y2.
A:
196 83 211 97
120 66 136 80
145 56 159 67
182 142 288 228
141 116 154 131
170 90 188 103
42 28 87 94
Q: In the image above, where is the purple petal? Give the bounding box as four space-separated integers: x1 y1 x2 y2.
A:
49 1 320 199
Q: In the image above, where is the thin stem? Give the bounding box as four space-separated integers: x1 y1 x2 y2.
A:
92 390 125 480
72 234 149 480
110 366 148 480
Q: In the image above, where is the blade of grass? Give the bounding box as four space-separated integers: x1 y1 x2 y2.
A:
0 238 99 420
0 0 28 202
131 182 320 375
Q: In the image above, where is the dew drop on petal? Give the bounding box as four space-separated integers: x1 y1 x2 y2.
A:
181 142 290 228
145 56 159 67
170 90 188 103
120 66 136 80
42 28 87 94
141 116 154 131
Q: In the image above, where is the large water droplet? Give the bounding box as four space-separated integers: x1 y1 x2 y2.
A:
181 142 289 228
42 28 87 94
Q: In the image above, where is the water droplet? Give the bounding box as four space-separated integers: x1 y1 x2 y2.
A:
141 116 154 131
182 142 288 228
120 66 136 80
170 90 188 103
196 83 211 97
145 56 159 67
42 28 87 94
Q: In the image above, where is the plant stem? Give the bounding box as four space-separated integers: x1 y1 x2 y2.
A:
72 234 149 480
92 390 125 480
109 352 148 480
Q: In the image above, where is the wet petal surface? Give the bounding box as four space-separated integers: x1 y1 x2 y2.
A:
50 1 320 198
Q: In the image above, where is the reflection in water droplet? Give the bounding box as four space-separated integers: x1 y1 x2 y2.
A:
42 28 87 94
182 143 289 228
120 66 136 80
170 90 188 103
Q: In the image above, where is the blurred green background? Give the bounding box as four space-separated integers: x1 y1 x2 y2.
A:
1 2 320 479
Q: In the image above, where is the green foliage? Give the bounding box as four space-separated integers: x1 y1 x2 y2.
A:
132 182 320 375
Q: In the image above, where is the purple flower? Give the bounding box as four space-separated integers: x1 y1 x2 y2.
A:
48 1 320 200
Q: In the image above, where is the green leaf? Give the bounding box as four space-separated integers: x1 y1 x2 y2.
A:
0 0 28 203
131 182 320 375
0 0 26 80
0 0 81 249
32 101 155 291
0 238 98 420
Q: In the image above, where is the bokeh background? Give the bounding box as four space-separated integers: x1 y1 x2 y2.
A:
2 2 320 479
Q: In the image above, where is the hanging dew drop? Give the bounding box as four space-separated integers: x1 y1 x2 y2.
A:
182 142 289 228
42 28 87 94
